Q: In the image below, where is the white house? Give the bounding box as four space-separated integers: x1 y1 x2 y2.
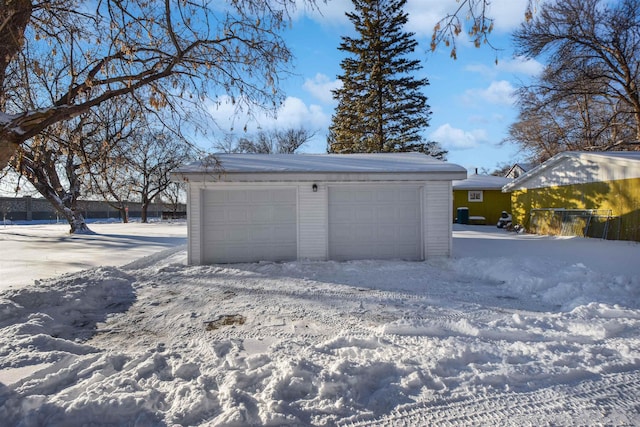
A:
173 152 467 264
505 163 534 179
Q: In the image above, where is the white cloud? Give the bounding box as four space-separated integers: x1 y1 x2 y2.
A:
303 73 341 104
297 0 531 36
430 124 488 150
404 0 531 39
487 0 533 32
205 95 330 135
463 80 516 106
294 0 353 26
498 55 544 76
275 97 330 130
404 1 451 39
466 56 543 79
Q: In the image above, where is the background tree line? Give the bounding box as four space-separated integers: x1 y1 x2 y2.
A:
0 0 574 232
0 0 322 233
507 0 640 165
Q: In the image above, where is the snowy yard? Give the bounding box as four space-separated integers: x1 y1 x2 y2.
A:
1 222 639 426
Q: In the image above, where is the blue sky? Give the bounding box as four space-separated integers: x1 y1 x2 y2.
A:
205 0 545 173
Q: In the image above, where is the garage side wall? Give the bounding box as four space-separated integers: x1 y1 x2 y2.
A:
187 183 202 265
424 181 453 257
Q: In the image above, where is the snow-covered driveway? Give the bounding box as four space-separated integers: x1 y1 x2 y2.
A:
1 223 639 425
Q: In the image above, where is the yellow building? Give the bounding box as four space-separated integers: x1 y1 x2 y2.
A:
453 175 513 225
502 152 640 241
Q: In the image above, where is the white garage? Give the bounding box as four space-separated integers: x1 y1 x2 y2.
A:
173 153 467 265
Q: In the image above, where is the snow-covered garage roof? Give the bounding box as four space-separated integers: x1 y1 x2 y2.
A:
503 151 640 192
175 152 467 181
453 174 512 190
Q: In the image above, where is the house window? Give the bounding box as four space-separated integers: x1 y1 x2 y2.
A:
468 190 483 202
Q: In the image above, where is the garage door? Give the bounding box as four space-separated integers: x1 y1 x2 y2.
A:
202 189 297 263
329 185 422 261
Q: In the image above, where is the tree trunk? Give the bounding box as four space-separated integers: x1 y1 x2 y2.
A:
0 138 21 171
120 206 128 223
44 192 92 234
64 208 92 234
141 201 149 223
0 0 35 170
17 154 93 234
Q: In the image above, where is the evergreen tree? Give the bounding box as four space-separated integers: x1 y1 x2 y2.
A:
328 0 435 155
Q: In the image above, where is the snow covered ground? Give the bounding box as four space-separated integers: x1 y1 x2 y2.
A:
1 222 639 426
0 220 188 291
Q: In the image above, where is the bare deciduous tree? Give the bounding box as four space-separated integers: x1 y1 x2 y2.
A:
158 181 187 219
510 0 640 159
124 131 194 223
215 128 315 154
10 113 106 233
507 84 635 163
85 102 195 225
431 0 538 59
0 0 320 169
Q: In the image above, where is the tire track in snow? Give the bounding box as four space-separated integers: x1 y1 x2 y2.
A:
341 370 640 426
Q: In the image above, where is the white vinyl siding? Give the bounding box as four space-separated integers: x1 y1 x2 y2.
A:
201 188 297 263
298 183 328 260
328 185 422 261
424 181 453 257
188 184 202 265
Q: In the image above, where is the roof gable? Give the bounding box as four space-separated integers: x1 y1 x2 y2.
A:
503 151 640 191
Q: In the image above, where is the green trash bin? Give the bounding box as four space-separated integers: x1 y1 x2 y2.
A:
457 207 469 224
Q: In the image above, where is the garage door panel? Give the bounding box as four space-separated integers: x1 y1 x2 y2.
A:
356 210 376 222
249 225 276 241
274 225 297 240
353 225 375 241
329 186 421 261
395 188 419 201
329 225 350 239
227 191 249 202
397 207 420 221
204 225 249 242
205 191 228 203
255 244 297 260
378 209 398 222
378 227 398 240
228 207 250 222
331 208 355 222
248 206 275 222
396 227 418 240
273 206 298 222
249 191 273 202
355 190 375 202
376 189 396 201
250 188 296 203
202 189 297 263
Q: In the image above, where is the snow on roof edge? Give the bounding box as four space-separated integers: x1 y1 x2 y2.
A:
502 151 640 192
453 175 513 190
176 153 468 175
